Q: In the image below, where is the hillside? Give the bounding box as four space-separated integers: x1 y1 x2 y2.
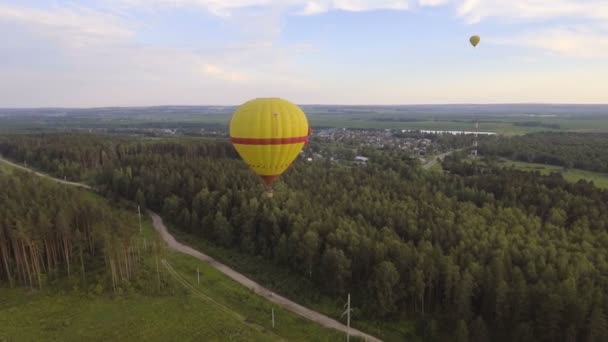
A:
0 162 346 341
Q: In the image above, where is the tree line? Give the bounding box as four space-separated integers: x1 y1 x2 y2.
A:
479 132 608 173
1 133 608 341
0 167 156 293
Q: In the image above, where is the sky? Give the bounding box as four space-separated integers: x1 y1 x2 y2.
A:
1 0 608 107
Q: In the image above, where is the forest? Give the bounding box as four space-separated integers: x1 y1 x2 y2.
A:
0 166 156 293
479 132 608 172
1 133 608 341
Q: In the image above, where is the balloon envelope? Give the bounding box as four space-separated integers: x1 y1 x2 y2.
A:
470 35 480 47
230 98 310 186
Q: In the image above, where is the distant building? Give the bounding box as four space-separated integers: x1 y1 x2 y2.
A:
354 156 369 164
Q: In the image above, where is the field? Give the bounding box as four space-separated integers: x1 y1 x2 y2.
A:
0 162 345 342
498 159 608 189
3 104 608 136
168 227 420 342
307 116 608 135
0 220 345 342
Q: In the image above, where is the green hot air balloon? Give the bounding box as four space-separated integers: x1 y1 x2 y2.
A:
470 35 480 47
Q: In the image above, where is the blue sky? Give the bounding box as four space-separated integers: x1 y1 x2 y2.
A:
1 0 608 106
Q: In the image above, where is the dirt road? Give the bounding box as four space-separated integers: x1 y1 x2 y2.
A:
0 156 381 341
150 212 382 342
0 157 92 189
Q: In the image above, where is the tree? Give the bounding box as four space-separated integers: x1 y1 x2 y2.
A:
455 319 469 342
135 189 146 209
471 316 489 342
369 261 400 317
456 271 474 321
587 306 607 342
213 212 233 247
319 247 351 295
301 230 319 278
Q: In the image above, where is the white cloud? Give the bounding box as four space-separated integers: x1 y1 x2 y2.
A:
493 26 608 59
0 4 134 48
0 2 316 106
201 63 249 82
2 0 608 106
116 0 608 20
454 0 608 24
418 0 449 6
117 0 411 16
301 0 408 14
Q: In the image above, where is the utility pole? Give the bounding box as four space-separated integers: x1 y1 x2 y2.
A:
197 268 200 284
341 293 352 342
347 294 350 342
154 242 160 291
272 308 275 328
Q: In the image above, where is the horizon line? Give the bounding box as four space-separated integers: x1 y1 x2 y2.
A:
3 102 608 110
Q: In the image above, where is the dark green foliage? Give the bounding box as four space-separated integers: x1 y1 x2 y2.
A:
0 171 143 291
480 132 608 172
455 319 469 342
2 133 608 341
471 316 489 342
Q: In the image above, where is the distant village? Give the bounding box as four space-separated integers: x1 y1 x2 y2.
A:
80 126 457 164
314 128 437 152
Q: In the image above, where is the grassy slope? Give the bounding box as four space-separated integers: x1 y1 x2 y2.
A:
168 227 420 342
499 159 608 189
0 163 344 342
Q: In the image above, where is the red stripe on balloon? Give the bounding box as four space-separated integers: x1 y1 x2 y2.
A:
231 135 309 145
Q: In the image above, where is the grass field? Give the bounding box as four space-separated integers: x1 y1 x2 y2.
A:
0 219 346 342
168 227 421 342
4 110 608 136
307 116 608 135
0 162 12 174
0 162 345 342
499 159 608 189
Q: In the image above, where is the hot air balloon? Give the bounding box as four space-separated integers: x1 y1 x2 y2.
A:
230 98 310 196
470 35 480 47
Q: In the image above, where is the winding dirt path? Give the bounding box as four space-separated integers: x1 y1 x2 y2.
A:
0 156 382 342
150 212 381 342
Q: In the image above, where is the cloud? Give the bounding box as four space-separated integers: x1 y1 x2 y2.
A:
0 3 134 48
0 2 316 106
418 0 449 6
2 0 608 106
201 63 249 82
299 0 409 15
454 0 608 24
493 26 608 59
116 0 608 21
117 0 411 16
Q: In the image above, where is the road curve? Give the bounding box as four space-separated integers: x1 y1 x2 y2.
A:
150 212 382 342
0 157 382 342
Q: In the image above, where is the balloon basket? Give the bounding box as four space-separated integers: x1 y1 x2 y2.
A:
264 187 274 199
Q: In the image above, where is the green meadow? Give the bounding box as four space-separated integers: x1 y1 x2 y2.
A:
499 159 608 189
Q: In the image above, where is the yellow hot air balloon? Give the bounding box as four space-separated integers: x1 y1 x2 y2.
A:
230 98 310 194
470 35 480 47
